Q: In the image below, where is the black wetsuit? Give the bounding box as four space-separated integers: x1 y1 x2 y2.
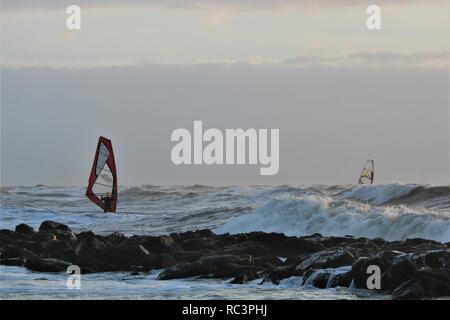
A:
101 196 112 213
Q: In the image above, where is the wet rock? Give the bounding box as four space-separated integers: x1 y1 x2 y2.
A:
253 255 283 269
352 251 403 289
181 237 217 251
199 254 243 266
157 262 206 280
371 238 387 246
271 238 325 257
381 238 447 253
381 259 418 291
2 220 450 299
211 262 248 278
230 270 258 284
328 269 354 288
0 257 26 267
244 232 287 248
54 231 77 242
20 241 45 255
192 229 216 238
302 269 331 289
160 235 175 247
140 236 176 254
295 249 355 274
15 224 34 234
302 269 317 283
24 257 72 272
411 250 450 269
77 231 96 240
169 249 204 263
158 253 178 268
199 255 250 278
75 237 107 257
43 240 76 261
104 232 127 246
392 268 450 300
0 229 15 237
1 245 23 259
268 264 297 284
222 242 270 257
99 245 158 271
39 221 71 233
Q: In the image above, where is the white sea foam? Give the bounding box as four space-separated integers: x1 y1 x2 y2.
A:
2 183 448 241
216 194 450 242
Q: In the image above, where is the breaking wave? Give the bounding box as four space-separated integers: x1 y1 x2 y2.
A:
2 183 448 242
217 187 450 242
384 185 450 208
337 183 419 205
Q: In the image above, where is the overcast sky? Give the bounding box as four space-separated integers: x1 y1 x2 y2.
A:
1 1 449 186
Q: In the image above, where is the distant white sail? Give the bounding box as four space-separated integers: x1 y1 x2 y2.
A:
358 160 374 184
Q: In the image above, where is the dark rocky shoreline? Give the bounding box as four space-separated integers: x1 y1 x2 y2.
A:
1 221 449 300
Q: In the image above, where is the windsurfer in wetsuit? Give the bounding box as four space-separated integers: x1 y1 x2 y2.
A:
101 192 113 213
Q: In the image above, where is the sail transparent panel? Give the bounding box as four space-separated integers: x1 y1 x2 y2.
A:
93 162 114 196
96 143 110 176
93 142 113 196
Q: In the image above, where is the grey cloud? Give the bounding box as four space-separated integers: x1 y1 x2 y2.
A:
349 51 450 61
2 0 442 11
282 51 450 68
1 63 448 186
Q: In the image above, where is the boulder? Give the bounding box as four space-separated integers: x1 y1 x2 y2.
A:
230 270 258 284
392 268 450 299
157 262 206 280
39 221 71 233
24 257 72 272
199 254 243 266
244 232 287 248
15 224 34 234
328 269 354 288
0 257 26 267
381 258 418 291
140 236 176 254
104 232 127 246
271 238 325 257
75 237 107 257
352 251 404 289
411 250 450 269
295 249 355 275
222 241 271 257
268 264 297 284
0 245 23 259
302 269 331 289
99 245 158 271
43 239 76 261
181 237 217 251
158 253 178 268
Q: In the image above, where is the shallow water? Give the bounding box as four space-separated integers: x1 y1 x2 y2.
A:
0 265 390 300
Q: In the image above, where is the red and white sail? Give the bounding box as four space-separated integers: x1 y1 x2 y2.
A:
86 136 118 212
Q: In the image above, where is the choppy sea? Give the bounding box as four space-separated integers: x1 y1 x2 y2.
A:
1 183 449 299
